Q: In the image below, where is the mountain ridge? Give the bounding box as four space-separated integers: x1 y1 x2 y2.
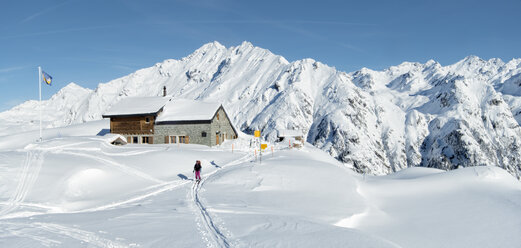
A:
2 41 521 178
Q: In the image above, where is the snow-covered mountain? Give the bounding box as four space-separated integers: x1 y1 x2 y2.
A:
2 41 521 179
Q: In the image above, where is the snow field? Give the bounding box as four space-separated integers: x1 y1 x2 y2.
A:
0 121 520 247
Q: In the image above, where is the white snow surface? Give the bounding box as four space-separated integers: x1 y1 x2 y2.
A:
2 41 521 179
103 96 171 117
156 99 221 122
0 121 520 247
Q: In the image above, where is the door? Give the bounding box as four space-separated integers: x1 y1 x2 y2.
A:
216 134 219 145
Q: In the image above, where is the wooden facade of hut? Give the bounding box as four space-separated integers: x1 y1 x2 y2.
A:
102 97 238 146
102 97 170 144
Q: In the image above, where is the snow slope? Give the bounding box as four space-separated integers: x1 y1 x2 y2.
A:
0 122 520 247
2 42 521 179
0 83 92 136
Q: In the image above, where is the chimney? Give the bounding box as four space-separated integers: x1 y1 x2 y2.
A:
163 86 167 97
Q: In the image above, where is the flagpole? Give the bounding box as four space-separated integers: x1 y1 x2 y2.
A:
38 66 42 142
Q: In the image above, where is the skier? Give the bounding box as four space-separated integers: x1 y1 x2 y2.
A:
193 160 202 183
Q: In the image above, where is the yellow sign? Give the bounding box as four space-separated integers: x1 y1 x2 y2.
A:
254 130 261 138
260 144 267 150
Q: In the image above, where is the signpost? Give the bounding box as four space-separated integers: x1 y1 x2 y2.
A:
254 130 263 164
253 130 270 164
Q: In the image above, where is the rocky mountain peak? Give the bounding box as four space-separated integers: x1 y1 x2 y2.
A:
2 42 521 179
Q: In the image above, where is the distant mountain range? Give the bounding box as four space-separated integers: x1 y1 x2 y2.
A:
2 41 520 179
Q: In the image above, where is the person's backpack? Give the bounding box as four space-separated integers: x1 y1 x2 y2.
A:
194 163 202 171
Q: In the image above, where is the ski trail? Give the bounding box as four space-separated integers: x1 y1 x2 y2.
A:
101 149 160 156
0 202 61 213
34 222 130 248
1 221 130 248
41 141 94 150
100 145 165 156
2 223 62 247
0 150 45 218
191 153 252 248
192 181 231 248
58 150 164 184
83 180 190 212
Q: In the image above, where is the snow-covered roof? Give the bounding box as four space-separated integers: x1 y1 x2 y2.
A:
156 99 222 123
277 129 303 137
103 97 170 117
99 133 127 145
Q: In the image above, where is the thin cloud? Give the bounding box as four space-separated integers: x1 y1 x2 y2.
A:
21 1 70 23
273 23 364 53
335 42 364 53
112 65 135 71
285 20 375 26
149 19 367 52
0 25 118 41
149 19 374 26
0 66 25 73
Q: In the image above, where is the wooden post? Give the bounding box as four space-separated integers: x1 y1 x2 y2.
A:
289 139 291 149
232 143 234 153
271 146 274 157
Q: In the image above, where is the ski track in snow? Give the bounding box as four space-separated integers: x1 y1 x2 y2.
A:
1 223 62 247
101 149 161 156
100 143 165 156
83 180 190 212
0 221 131 248
1 143 252 247
191 153 252 248
34 222 130 248
0 149 45 219
57 150 165 184
192 182 230 248
46 141 95 150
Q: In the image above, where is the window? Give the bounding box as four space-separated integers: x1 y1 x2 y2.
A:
170 136 177 144
132 136 138 144
142 136 151 144
202 131 207 137
179 136 189 144
145 117 150 123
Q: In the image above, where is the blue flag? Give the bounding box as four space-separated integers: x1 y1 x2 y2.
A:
42 71 52 85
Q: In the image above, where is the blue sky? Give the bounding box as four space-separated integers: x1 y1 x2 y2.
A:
1 0 520 112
